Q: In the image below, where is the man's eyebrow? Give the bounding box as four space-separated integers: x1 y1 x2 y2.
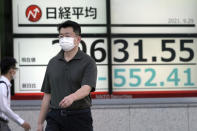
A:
59 32 72 35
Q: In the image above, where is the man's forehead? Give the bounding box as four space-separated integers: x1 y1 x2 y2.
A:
60 27 74 33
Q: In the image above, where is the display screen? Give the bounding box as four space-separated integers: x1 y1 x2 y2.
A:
12 0 107 34
111 0 197 34
112 38 197 91
12 0 197 98
14 38 108 93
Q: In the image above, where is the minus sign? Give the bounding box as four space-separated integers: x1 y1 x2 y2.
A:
98 77 107 81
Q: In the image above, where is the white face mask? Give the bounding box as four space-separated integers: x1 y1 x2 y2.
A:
59 37 75 51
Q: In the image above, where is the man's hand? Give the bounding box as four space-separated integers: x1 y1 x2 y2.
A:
37 123 44 131
59 94 76 108
21 122 31 131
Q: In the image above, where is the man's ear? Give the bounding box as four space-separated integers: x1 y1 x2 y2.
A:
7 68 12 75
76 36 81 45
8 68 15 75
78 36 81 42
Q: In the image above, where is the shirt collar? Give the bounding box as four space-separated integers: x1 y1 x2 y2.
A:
57 48 83 61
0 76 11 87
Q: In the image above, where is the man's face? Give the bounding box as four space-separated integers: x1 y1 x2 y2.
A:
59 27 81 46
9 66 17 79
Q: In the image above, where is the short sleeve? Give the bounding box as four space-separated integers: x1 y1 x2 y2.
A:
41 67 51 93
81 59 97 92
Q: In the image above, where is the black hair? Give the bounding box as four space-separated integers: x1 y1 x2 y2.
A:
58 20 81 36
0 57 17 75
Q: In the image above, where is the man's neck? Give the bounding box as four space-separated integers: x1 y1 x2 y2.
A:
3 74 11 82
64 47 78 62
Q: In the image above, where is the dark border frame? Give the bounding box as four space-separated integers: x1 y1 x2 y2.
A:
6 0 197 99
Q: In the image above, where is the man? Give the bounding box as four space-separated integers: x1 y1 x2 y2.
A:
37 20 97 131
0 57 31 131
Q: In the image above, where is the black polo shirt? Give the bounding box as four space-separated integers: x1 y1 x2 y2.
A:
41 49 97 110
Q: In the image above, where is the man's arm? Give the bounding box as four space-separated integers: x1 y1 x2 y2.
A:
59 85 91 108
37 93 51 131
0 85 23 124
0 85 31 130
